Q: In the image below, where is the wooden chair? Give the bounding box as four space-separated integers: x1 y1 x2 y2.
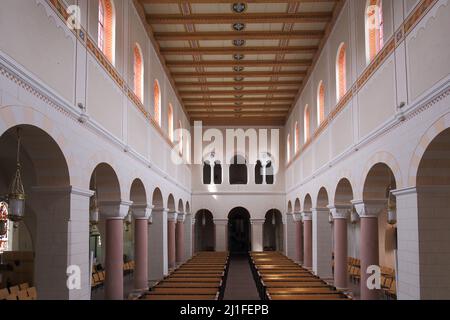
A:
19 283 29 290
9 285 19 294
6 293 18 300
27 287 37 300
0 288 9 300
18 290 31 300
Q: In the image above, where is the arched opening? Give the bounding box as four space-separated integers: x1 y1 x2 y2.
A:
415 127 450 298
133 44 144 103
294 122 300 154
287 201 293 214
178 120 184 156
203 160 211 185
365 0 384 64
98 0 115 65
0 125 70 300
213 161 222 184
194 210 215 252
229 155 247 185
304 105 310 143
263 209 283 252
228 207 251 253
336 43 347 101
168 104 174 142
286 134 291 162
362 163 398 300
89 162 121 300
255 161 263 185
265 160 274 185
154 80 161 126
317 81 325 126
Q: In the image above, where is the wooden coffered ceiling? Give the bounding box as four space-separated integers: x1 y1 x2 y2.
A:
135 0 344 126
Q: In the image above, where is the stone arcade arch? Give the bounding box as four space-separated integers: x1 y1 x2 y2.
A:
263 209 284 252
0 125 71 300
228 207 251 254
194 209 215 253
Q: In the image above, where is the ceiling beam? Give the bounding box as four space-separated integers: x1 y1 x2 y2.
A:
154 30 324 41
172 71 307 78
141 0 334 3
190 117 286 126
180 89 298 96
176 81 302 87
161 46 318 56
167 60 312 68
147 12 332 25
186 104 291 109
183 97 294 103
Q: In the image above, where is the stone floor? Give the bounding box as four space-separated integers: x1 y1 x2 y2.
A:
223 253 261 300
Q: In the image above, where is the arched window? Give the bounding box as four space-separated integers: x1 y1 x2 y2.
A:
0 202 11 253
133 44 144 103
286 134 291 162
203 161 211 185
154 80 161 126
178 120 184 155
168 104 174 142
294 122 300 154
98 0 115 65
317 81 325 126
336 43 347 101
365 0 384 64
214 161 222 184
230 155 248 185
255 160 263 185
304 105 310 142
266 161 274 185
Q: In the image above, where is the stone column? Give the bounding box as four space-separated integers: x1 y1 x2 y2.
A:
352 200 385 300
293 211 303 264
183 213 193 261
167 211 178 270
176 213 185 265
148 207 168 284
101 200 131 300
312 207 333 279
214 219 228 251
302 211 312 269
251 219 265 252
329 205 351 290
132 204 152 291
285 212 296 259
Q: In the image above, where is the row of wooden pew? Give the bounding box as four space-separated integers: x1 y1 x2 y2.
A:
0 283 37 300
348 257 397 299
142 252 229 300
250 252 351 300
91 261 135 290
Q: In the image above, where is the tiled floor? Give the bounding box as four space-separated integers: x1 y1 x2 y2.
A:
223 254 261 300
91 274 135 300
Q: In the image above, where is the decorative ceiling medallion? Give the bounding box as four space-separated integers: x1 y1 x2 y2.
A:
233 53 245 61
232 23 246 32
232 3 247 14
233 39 246 47
233 66 244 72
234 77 244 82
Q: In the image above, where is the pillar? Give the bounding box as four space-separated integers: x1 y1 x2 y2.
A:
148 207 168 284
312 207 333 279
293 211 303 263
285 212 296 259
302 211 312 269
183 213 193 261
176 213 185 265
251 219 265 252
167 211 178 270
132 204 152 291
353 200 385 300
101 200 131 300
329 205 351 290
214 219 228 251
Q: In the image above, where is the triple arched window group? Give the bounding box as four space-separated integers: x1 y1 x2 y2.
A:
97 0 185 154
287 0 384 163
203 155 274 185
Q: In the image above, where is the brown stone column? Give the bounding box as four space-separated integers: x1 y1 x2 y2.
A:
302 211 312 269
294 212 303 263
176 214 185 265
167 211 178 270
105 218 124 300
134 218 148 290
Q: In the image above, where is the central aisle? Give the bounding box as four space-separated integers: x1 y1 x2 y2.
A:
223 254 261 300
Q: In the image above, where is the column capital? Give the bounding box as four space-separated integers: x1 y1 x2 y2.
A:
213 218 228 226
250 218 265 225
311 207 329 213
293 211 303 222
328 205 352 220
131 203 153 220
191 218 196 226
351 199 386 218
301 211 312 221
99 200 133 219
167 210 178 222
177 212 186 223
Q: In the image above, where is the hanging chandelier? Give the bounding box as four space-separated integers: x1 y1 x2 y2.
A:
7 128 26 228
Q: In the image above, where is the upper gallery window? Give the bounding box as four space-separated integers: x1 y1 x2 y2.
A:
294 122 300 154
286 134 291 162
98 0 115 65
336 43 347 101
317 81 325 126
168 104 174 142
304 105 311 142
230 155 248 185
365 0 384 64
133 44 144 103
154 80 162 126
